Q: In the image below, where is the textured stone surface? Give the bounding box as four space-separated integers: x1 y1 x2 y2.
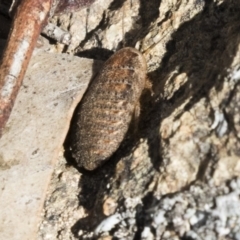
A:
1 0 240 239
37 0 240 239
0 49 101 240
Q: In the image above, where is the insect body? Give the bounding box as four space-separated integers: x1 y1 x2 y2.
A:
70 47 147 170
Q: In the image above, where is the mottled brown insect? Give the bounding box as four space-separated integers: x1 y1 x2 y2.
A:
70 47 147 170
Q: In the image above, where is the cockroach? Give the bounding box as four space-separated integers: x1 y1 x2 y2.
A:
70 47 147 171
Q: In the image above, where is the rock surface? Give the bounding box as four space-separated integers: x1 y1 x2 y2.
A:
1 0 240 239
39 0 240 239
0 49 101 240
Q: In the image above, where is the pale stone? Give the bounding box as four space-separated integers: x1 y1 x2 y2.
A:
0 49 102 240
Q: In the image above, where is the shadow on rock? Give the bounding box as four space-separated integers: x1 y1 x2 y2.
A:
67 0 240 237
140 0 240 169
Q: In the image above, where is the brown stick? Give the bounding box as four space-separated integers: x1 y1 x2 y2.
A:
0 0 52 136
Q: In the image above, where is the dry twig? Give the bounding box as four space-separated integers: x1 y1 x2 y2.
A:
0 0 52 136
0 0 96 137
